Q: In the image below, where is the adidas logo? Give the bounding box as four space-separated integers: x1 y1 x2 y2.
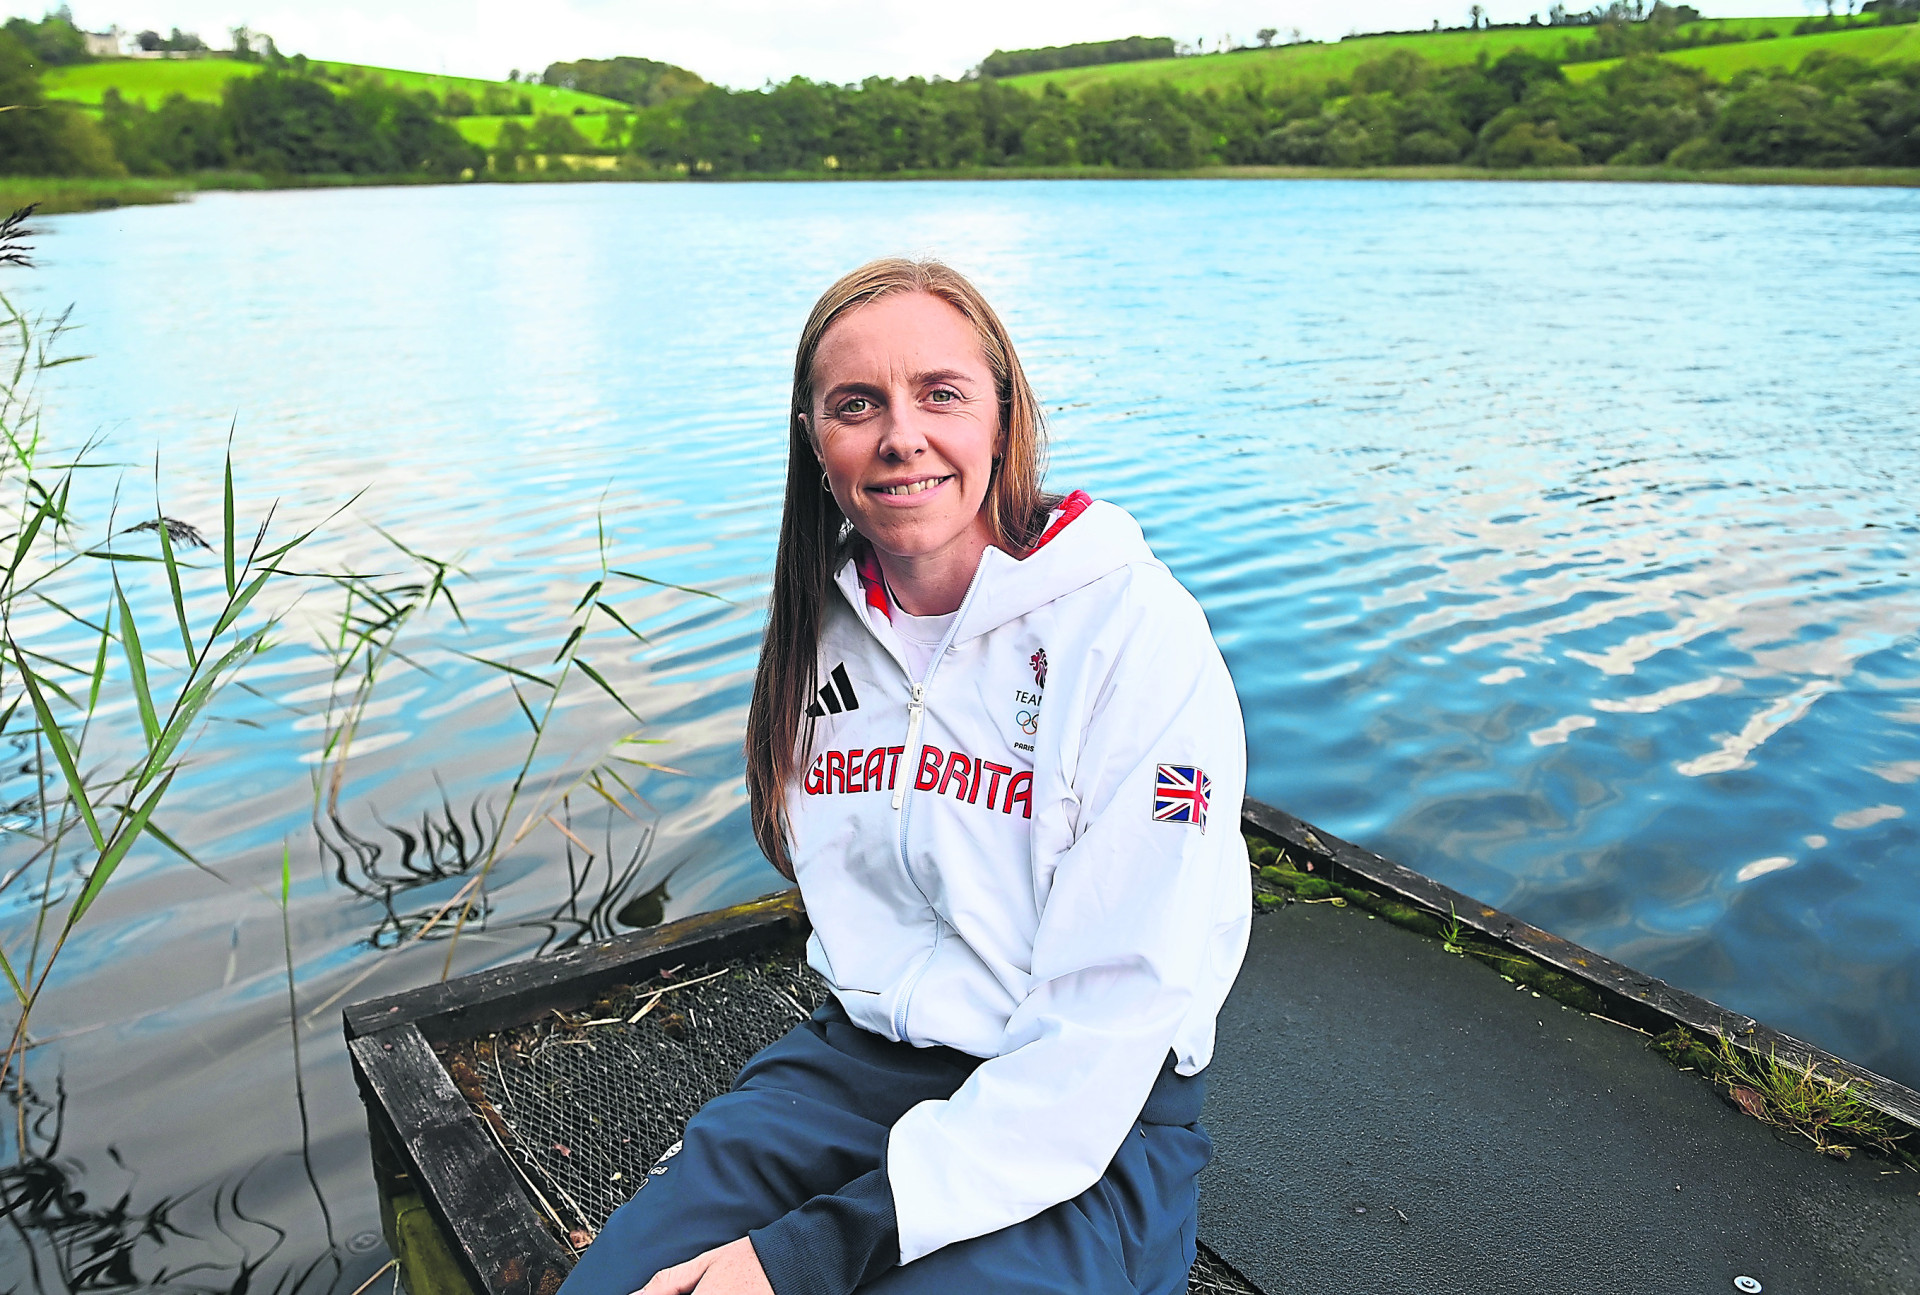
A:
806 663 861 718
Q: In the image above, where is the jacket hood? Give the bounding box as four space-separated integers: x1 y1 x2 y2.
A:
833 492 1161 644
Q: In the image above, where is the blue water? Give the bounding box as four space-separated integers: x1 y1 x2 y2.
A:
5 179 1917 1291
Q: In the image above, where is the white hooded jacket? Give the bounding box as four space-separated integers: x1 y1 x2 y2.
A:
787 493 1252 1266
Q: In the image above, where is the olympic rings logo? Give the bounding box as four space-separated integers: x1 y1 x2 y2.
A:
1016 709 1040 736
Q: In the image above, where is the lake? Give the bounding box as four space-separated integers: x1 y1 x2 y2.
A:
5 177 1917 1292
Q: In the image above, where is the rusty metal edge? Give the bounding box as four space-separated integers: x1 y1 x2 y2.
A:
1241 796 1920 1131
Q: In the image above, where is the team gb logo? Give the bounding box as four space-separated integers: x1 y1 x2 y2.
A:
1030 648 1048 689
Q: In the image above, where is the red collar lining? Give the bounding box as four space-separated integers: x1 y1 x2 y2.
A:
852 490 1093 621
1032 490 1093 552
855 546 890 617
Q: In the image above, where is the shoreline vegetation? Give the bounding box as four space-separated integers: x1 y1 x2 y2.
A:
6 7 1920 208
10 163 1920 215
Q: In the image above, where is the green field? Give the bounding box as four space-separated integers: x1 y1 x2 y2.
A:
1000 17 1902 95
1565 22 1920 82
41 57 626 116
1001 27 1578 94
313 62 626 115
452 113 622 149
42 57 262 106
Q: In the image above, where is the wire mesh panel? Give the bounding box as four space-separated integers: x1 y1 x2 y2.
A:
1189 1242 1262 1294
438 947 1261 1294
445 949 827 1234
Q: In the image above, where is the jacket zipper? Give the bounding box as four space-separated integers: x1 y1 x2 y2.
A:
892 683 925 812
885 559 991 1040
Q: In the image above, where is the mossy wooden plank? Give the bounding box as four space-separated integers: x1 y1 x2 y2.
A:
351 1023 570 1295
385 1189 481 1295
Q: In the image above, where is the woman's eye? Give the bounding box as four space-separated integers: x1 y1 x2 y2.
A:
838 398 870 416
929 389 955 404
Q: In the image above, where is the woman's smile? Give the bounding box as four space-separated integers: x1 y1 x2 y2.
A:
871 474 955 500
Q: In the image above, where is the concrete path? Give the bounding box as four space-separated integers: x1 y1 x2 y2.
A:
1199 900 1920 1295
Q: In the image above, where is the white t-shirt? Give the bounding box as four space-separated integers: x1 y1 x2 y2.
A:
891 601 956 679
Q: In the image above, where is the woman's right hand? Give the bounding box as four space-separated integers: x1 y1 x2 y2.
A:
634 1237 774 1295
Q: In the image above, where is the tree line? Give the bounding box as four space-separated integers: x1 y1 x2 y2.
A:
5 14 1920 180
615 49 1920 173
100 68 483 176
978 38 1177 79
538 55 708 107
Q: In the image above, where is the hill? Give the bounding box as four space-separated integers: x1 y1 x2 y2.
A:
1565 20 1920 82
997 16 1908 95
41 57 629 117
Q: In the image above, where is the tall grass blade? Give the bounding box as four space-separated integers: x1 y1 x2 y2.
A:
78 549 166 564
0 944 27 1006
552 624 583 663
143 818 228 883
68 768 174 926
367 522 467 625
280 843 290 908
595 600 648 644
612 757 688 775
143 629 265 781
253 489 364 566
612 569 731 602
114 581 161 748
10 641 103 850
582 771 638 820
29 590 107 633
14 648 82 704
509 683 539 732
5 487 51 582
453 650 553 688
157 521 194 658
223 442 236 596
208 567 272 641
571 580 603 615
575 658 645 726
86 599 111 713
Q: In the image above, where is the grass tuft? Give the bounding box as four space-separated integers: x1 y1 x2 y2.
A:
1246 830 1602 1013
1246 829 1918 1167
1651 1027 1918 1163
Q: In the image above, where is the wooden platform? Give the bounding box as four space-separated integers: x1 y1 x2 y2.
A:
345 800 1920 1295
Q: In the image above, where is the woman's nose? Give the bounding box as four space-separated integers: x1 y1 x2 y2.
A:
875 407 929 459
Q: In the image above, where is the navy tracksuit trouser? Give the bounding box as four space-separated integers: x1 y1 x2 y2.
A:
559 999 1211 1295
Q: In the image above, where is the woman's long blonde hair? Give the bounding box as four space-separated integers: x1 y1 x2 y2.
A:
745 258 1056 877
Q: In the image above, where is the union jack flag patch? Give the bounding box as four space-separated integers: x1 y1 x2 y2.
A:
1153 764 1210 832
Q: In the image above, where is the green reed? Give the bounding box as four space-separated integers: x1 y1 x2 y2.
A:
0 210 331 1110
302 503 717 987
1 198 717 1127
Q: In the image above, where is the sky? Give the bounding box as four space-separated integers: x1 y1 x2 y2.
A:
43 1 1836 88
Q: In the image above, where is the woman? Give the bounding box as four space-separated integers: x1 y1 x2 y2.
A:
562 259 1251 1295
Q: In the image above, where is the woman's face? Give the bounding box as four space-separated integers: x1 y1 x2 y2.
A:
807 291 1001 577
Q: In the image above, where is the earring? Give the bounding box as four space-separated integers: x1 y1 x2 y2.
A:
821 471 831 492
